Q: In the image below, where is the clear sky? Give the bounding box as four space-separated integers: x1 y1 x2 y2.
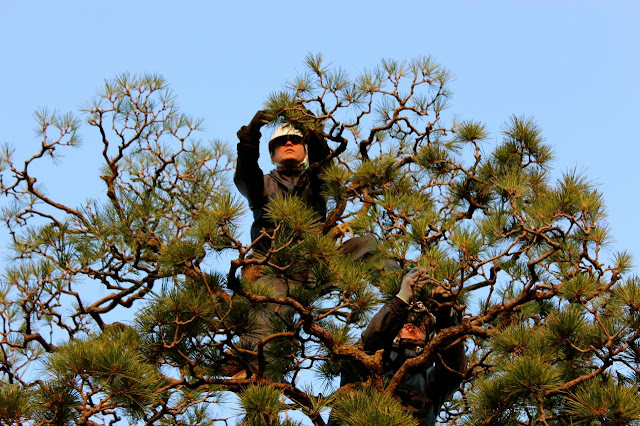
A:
1 0 639 423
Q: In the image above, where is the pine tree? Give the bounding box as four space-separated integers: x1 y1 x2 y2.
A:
1 55 639 425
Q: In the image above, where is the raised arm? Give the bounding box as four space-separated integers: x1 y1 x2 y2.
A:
361 269 423 352
234 110 269 206
362 296 410 353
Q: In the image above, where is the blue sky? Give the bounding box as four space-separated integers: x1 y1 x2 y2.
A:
2 1 638 268
1 1 639 423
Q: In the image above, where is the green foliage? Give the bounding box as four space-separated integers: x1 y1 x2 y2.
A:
0 383 31 424
614 276 640 311
456 120 488 143
194 193 245 249
137 275 228 368
503 355 562 396
558 274 601 301
565 376 640 425
0 56 637 425
45 326 166 421
265 195 322 234
465 376 520 425
31 379 81 425
330 387 419 426
238 384 289 426
491 322 540 360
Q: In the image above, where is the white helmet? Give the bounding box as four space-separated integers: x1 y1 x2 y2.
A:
268 123 308 169
269 124 304 154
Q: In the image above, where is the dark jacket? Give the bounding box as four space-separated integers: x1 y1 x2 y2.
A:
336 297 464 425
234 126 330 248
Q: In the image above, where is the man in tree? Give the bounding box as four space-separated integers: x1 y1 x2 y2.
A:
232 110 334 378
366 268 467 424
234 109 376 277
331 268 467 425
234 110 330 252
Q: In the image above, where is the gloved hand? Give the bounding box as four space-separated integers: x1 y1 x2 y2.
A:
249 110 270 130
397 267 427 304
237 110 270 141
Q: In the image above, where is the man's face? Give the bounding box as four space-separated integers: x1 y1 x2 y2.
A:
398 323 427 341
271 137 306 168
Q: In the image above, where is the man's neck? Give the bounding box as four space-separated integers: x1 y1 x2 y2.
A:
275 166 303 176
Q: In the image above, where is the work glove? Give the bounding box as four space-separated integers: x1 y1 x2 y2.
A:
397 267 428 304
397 267 450 303
237 110 270 142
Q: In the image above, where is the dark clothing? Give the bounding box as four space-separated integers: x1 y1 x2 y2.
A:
335 297 463 426
234 127 329 247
